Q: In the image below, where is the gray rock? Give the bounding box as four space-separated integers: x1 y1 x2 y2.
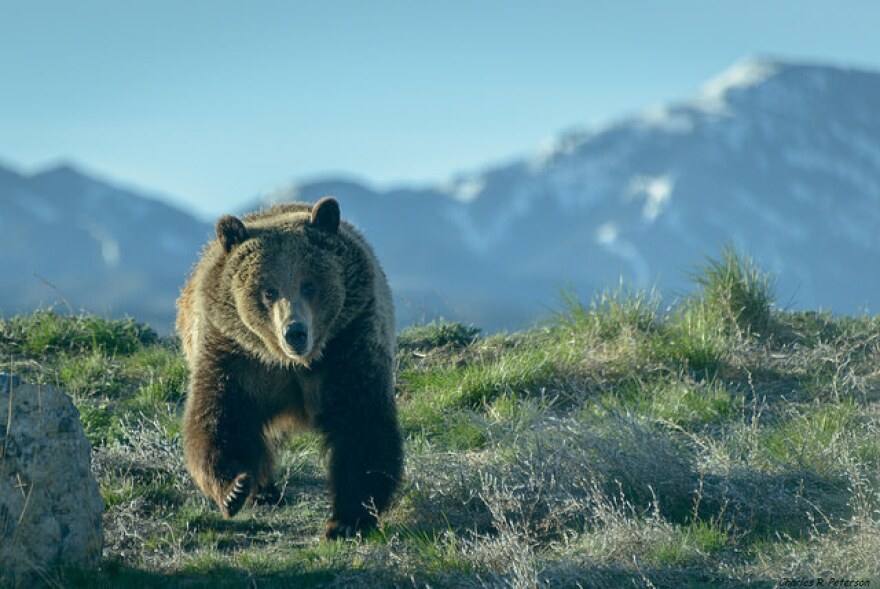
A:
0 377 103 582
0 372 21 392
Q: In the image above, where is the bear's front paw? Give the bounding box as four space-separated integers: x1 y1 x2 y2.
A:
220 473 252 518
324 517 376 541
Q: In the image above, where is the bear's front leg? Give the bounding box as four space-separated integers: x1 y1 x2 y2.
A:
182 354 273 518
321 409 403 540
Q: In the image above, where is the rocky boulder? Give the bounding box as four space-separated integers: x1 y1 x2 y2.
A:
0 374 103 582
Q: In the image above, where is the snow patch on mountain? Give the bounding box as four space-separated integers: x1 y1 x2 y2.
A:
81 222 121 267
445 176 486 202
627 175 674 222
595 223 650 287
596 222 619 245
638 106 696 134
697 58 781 114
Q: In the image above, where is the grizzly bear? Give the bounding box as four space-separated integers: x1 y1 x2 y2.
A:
176 197 403 539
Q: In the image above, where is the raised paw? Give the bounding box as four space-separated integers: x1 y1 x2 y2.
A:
220 473 252 518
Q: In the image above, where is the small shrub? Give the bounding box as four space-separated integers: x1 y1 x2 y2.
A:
5 309 157 356
58 350 125 397
553 282 659 339
77 401 125 446
401 346 554 414
757 401 875 476
777 310 841 347
127 347 189 407
692 244 776 336
398 319 481 352
660 300 728 377
602 377 741 430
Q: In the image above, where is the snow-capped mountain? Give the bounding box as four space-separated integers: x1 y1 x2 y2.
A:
256 58 880 328
0 164 211 331
4 58 880 332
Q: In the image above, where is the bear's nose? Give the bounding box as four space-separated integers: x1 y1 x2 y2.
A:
284 322 309 354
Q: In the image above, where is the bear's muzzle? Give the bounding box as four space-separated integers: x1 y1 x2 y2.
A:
284 322 309 355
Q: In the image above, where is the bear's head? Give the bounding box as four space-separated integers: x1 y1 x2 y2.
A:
213 197 347 366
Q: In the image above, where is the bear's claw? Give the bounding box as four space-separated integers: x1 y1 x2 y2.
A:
325 518 374 541
221 473 252 517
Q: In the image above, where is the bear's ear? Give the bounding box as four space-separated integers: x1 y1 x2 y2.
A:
216 215 248 253
310 197 340 233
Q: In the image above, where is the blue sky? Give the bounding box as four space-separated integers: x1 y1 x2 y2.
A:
2 1 879 219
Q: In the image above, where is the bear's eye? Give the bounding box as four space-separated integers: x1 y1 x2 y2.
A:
300 281 317 300
262 288 279 303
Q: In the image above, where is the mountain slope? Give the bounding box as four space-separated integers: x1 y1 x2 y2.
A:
0 164 211 331
4 58 880 332
257 58 880 327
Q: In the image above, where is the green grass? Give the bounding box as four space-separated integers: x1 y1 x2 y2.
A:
552 281 661 339
597 376 743 431
692 243 776 336
3 246 880 587
2 309 157 356
129 346 189 407
398 318 481 351
660 299 730 377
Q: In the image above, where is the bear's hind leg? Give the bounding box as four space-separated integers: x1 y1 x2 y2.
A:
322 414 403 539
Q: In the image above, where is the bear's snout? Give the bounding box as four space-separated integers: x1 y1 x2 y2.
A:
284 322 309 354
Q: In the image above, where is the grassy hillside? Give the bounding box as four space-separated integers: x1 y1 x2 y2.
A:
2 248 879 587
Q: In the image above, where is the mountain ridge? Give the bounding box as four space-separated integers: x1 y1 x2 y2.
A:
252 58 880 326
4 57 880 331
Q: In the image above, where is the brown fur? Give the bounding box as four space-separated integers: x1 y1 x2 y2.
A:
177 197 402 539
